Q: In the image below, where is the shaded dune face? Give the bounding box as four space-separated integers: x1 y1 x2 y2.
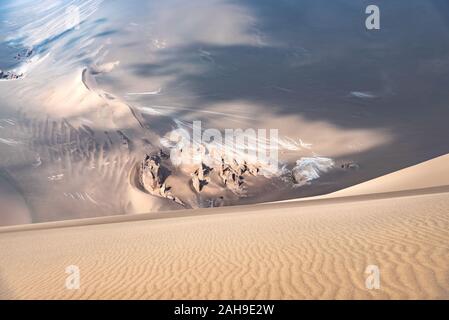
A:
0 107 292 224
0 114 139 225
0 173 31 225
0 66 277 223
1 0 449 224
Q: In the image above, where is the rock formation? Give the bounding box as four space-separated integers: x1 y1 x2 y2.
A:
140 154 184 206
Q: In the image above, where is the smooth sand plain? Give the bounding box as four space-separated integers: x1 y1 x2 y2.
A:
0 154 448 300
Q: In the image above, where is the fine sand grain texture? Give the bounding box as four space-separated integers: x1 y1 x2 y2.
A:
0 192 448 299
2 1 449 300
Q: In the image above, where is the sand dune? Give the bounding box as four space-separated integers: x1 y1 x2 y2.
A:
0 174 31 226
0 191 447 300
2 0 449 300
0 155 448 299
328 153 449 197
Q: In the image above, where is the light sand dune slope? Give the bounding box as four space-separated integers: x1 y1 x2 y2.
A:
329 153 449 197
1 154 449 299
0 189 448 299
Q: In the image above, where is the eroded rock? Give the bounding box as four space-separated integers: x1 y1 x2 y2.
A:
218 159 245 194
140 153 184 206
0 70 24 80
191 163 213 193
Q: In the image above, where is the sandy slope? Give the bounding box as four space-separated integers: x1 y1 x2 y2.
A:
0 155 448 299
328 153 449 197
0 174 31 226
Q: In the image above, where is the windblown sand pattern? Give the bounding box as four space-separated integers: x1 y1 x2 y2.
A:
1 0 449 300
1 153 448 299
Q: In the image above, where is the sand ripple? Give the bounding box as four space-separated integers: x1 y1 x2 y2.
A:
0 190 448 299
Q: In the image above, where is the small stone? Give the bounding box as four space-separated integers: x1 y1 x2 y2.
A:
341 162 360 170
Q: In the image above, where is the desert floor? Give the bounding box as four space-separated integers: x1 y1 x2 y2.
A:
0 155 448 299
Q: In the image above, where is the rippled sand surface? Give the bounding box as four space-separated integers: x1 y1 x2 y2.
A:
1 154 448 299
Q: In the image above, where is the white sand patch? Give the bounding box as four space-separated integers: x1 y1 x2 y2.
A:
90 61 120 74
146 0 261 48
292 157 334 185
0 138 22 146
350 91 377 99
126 88 162 96
4 0 104 48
